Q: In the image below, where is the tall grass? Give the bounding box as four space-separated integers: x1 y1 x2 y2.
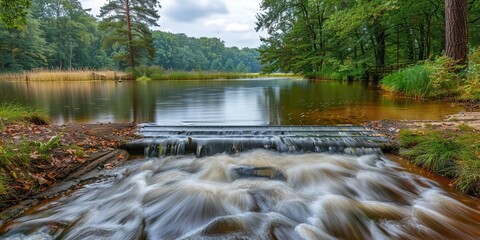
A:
399 128 480 196
0 102 48 124
381 65 431 98
399 130 459 176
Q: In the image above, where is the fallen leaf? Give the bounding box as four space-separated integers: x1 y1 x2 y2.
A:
104 163 114 169
30 151 41 160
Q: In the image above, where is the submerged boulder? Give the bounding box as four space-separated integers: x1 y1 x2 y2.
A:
231 166 286 181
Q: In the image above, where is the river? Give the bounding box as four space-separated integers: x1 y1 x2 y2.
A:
1 78 478 239
0 78 463 125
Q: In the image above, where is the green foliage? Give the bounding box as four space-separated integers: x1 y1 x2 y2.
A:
152 31 261 73
98 0 160 69
382 56 465 99
0 0 31 29
400 130 459 176
399 129 480 195
424 56 462 98
306 66 366 80
0 173 6 194
0 102 48 123
37 132 62 154
381 65 431 98
459 48 480 100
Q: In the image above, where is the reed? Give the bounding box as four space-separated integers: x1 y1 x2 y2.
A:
0 70 129 81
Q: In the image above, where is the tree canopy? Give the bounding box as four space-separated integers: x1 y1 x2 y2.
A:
0 0 31 29
256 0 480 77
98 0 161 70
0 0 261 73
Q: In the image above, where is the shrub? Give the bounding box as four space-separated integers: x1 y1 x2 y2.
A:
381 65 431 98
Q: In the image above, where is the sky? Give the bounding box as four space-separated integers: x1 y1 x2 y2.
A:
80 0 267 48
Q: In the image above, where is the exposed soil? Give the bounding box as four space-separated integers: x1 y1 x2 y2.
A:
0 122 139 220
365 111 480 144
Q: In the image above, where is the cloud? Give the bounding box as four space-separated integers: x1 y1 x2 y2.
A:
163 0 228 22
225 23 251 32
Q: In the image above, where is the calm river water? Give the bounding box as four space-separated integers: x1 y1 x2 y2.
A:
0 78 463 125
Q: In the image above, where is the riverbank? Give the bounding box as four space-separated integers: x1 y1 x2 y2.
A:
0 121 138 221
366 111 480 196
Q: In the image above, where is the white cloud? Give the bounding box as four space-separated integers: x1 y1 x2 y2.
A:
225 23 251 32
79 0 267 48
163 0 228 22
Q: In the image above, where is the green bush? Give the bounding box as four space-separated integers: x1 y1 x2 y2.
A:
382 57 463 99
381 65 431 98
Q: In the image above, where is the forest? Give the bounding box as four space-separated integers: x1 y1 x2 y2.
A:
0 0 260 73
256 0 478 79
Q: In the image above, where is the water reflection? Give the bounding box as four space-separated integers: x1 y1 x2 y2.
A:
0 79 463 124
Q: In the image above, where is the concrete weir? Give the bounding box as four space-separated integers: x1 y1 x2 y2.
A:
124 125 394 157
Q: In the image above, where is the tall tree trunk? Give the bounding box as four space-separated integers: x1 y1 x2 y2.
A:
405 26 415 62
425 14 432 58
373 21 386 66
418 19 425 60
125 0 135 69
445 0 468 66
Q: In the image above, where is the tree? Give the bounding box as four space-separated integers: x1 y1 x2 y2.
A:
445 0 468 66
98 0 161 70
0 0 31 29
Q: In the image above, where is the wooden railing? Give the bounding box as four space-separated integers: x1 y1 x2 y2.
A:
366 63 411 80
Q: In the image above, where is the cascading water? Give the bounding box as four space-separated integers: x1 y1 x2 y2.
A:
1 127 480 239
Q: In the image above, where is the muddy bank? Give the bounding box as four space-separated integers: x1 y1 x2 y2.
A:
365 111 480 145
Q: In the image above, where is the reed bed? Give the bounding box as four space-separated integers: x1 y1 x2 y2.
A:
0 70 130 81
1 69 300 81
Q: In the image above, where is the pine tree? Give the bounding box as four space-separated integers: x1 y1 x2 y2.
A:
98 0 160 70
445 0 468 66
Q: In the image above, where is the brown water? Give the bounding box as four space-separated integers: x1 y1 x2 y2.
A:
1 150 480 239
1 78 478 239
0 78 463 124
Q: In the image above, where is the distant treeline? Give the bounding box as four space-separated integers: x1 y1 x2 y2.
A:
152 31 261 73
0 0 261 73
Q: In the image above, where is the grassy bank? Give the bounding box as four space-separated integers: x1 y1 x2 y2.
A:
399 127 480 196
381 51 480 100
0 103 54 208
0 103 49 125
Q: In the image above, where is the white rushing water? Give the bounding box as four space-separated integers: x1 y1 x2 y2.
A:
2 150 480 239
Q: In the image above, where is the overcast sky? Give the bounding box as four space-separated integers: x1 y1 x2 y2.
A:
80 0 267 48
